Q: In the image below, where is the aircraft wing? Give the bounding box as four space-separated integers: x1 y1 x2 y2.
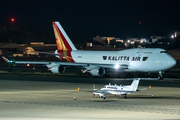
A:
2 56 88 66
93 89 107 95
2 56 49 65
2 56 129 76
2 56 127 69
136 86 151 91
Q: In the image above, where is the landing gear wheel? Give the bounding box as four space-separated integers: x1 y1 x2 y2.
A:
103 97 106 99
124 95 127 98
158 71 163 80
158 76 163 80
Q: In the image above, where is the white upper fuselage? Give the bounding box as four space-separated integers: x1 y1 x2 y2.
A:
93 84 137 96
68 48 176 72
93 79 140 97
100 85 135 95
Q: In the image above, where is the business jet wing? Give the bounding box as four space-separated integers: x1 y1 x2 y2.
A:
93 89 108 95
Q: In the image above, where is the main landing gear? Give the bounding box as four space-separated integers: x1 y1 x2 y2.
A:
124 94 127 98
158 71 163 80
99 95 106 99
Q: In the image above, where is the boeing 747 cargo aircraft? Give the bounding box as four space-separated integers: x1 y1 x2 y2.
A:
2 21 176 79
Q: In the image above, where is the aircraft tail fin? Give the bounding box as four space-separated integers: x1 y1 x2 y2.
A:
130 78 140 91
52 21 77 51
52 21 76 62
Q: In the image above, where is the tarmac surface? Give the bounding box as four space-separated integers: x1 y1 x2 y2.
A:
0 75 180 120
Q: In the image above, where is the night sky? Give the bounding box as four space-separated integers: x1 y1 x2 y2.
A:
0 0 180 43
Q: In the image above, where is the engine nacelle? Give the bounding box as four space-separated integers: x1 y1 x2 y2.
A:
89 67 105 76
50 65 65 73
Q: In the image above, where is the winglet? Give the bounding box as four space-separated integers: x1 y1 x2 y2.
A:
2 56 9 62
2 56 14 63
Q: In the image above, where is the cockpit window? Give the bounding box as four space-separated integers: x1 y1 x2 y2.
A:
143 57 148 61
160 51 168 53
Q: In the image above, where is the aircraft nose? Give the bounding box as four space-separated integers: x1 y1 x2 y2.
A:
171 58 176 67
166 55 176 68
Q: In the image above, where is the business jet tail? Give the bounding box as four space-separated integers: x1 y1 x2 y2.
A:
130 78 140 91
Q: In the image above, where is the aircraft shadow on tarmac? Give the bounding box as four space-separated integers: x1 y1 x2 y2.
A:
89 100 117 102
90 95 180 101
127 94 180 99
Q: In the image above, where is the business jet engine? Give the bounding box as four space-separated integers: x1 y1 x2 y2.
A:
89 67 105 76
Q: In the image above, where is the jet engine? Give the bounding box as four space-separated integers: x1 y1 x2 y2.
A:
50 65 65 73
89 67 105 76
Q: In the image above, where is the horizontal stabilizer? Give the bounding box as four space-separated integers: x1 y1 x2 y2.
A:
26 50 65 56
137 86 151 91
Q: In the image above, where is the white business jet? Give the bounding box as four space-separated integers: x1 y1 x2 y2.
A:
93 78 151 99
2 21 176 79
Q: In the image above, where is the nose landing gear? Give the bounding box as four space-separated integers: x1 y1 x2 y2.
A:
158 71 163 80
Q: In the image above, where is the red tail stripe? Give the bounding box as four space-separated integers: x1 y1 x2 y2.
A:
53 22 75 63
67 51 75 63
57 50 75 63
53 22 72 51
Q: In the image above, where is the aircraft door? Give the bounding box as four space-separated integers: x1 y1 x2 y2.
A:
138 49 145 57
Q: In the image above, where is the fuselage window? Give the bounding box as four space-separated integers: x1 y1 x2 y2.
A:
144 52 152 54
143 57 148 61
78 56 82 58
160 51 168 53
107 87 117 89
